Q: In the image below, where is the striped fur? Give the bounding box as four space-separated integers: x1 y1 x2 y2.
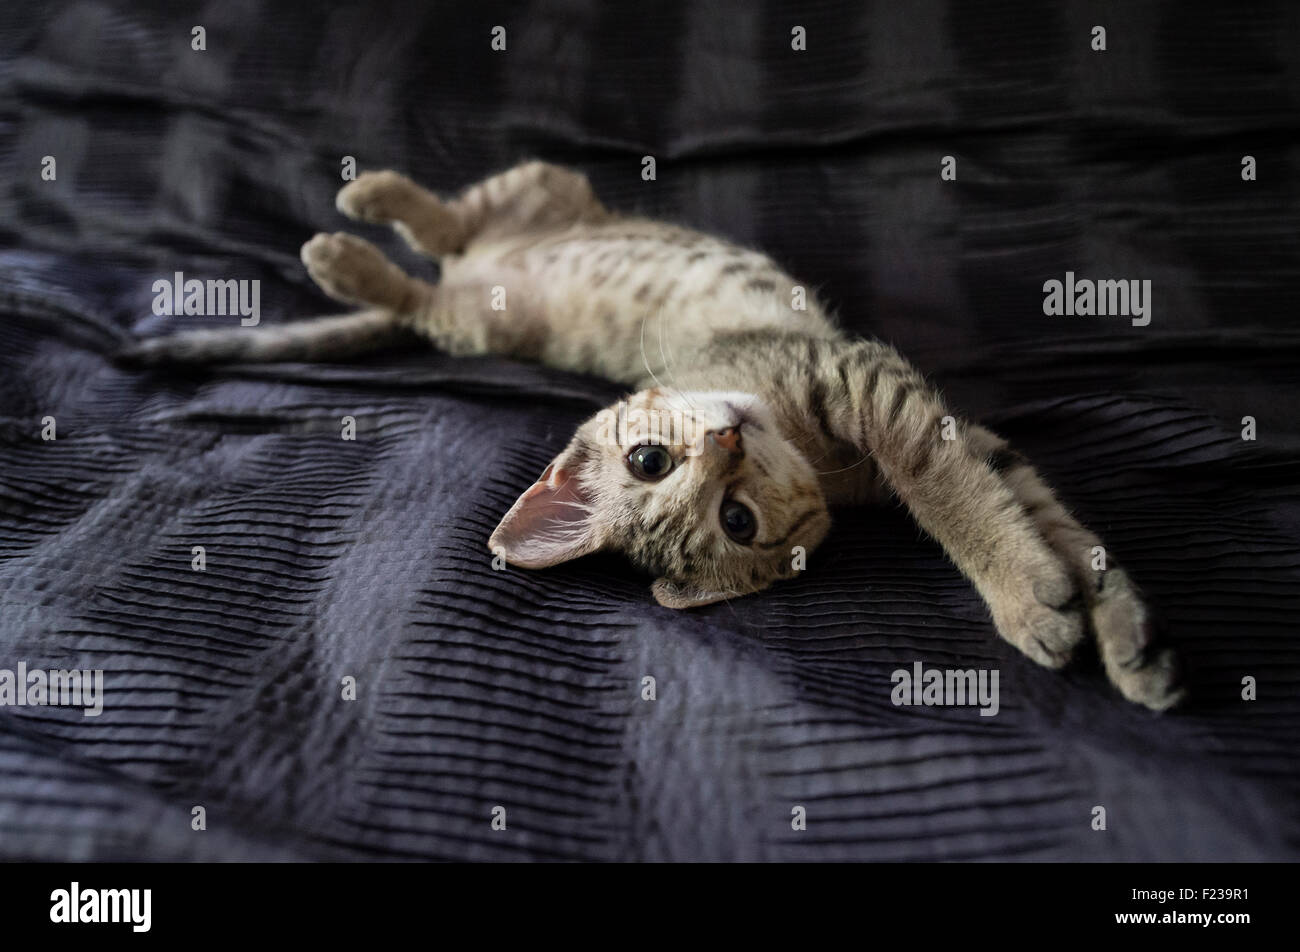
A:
120 161 1183 710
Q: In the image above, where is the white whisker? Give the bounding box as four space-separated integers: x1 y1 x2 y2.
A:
640 306 698 419
638 310 673 396
814 454 873 476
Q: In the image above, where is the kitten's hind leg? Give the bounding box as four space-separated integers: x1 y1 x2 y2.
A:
301 232 431 312
120 233 424 365
336 161 609 259
335 172 467 258
968 424 1186 710
301 231 549 361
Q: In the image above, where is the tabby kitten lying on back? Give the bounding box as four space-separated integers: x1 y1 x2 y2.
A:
123 161 1183 711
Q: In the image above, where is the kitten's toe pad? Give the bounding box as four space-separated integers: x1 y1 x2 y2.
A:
992 558 1086 669
1108 646 1185 712
999 601 1086 669
300 232 413 309
1091 570 1186 711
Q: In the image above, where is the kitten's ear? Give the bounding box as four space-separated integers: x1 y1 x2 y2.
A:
489 444 601 569
651 577 737 609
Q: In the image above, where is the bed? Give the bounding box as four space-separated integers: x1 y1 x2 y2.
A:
1 0 1297 861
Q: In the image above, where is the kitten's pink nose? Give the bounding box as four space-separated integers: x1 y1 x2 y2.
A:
709 426 742 455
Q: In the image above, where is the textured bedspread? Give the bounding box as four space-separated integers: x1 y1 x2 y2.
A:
1 1 1298 861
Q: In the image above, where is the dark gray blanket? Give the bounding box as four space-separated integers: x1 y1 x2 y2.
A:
1 1 1298 861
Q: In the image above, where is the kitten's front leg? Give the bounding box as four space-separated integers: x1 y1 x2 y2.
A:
817 342 1089 667
816 340 1182 710
966 425 1185 710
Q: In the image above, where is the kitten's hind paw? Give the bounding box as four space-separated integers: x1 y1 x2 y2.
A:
336 171 463 257
300 232 419 311
336 170 420 224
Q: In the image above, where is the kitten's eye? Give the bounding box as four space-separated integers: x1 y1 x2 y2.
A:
627 444 674 481
720 499 756 544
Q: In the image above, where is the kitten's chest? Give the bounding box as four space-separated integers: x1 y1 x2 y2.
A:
815 445 885 506
781 421 883 507
749 380 884 508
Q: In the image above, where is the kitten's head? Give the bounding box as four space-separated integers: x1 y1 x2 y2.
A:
489 389 831 607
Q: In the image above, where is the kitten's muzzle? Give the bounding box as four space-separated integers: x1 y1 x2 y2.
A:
707 425 743 456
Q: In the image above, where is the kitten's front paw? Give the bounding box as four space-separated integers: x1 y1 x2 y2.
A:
990 554 1087 669
1091 569 1186 711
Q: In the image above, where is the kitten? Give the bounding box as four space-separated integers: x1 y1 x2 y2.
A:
121 161 1184 710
